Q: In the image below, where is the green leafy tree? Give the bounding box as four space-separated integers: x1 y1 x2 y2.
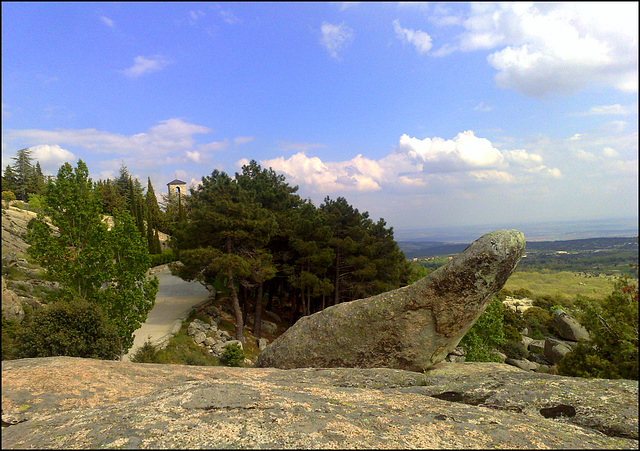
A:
459 297 507 362
26 160 158 356
172 169 277 343
95 210 158 353
559 276 638 380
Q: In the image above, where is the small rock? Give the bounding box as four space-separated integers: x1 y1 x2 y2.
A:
544 337 572 365
528 339 545 354
204 337 217 347
258 338 269 351
193 332 207 345
505 357 539 371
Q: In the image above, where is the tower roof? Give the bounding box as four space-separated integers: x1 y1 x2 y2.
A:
167 179 187 185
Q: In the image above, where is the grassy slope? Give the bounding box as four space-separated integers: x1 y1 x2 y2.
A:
503 270 619 300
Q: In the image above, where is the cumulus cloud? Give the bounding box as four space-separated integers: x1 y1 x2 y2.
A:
436 3 638 97
122 55 172 78
186 150 202 163
603 147 620 158
393 19 433 54
5 118 211 164
320 22 354 60
258 131 561 194
30 144 76 175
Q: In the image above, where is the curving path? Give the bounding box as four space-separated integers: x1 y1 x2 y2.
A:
122 265 209 361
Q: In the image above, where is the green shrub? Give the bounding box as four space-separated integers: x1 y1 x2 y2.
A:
459 297 506 362
562 277 638 380
149 249 176 268
130 339 161 363
512 288 533 299
2 190 16 202
17 297 121 360
523 306 553 339
27 193 46 211
500 340 529 360
2 313 22 360
558 343 621 379
219 343 245 367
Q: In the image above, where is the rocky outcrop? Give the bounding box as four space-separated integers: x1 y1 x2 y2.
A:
1 357 637 449
553 308 590 341
257 230 525 371
1 276 24 322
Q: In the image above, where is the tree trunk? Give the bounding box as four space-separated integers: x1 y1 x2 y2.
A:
254 282 264 338
227 270 244 343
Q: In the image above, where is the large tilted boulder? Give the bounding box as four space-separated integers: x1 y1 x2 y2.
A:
553 308 590 342
257 229 526 371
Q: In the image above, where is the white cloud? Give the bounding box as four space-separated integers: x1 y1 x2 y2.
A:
603 147 620 158
197 139 229 152
233 136 254 145
439 3 638 97
473 101 492 112
100 16 114 27
30 144 76 175
186 150 202 163
320 22 354 60
397 131 506 172
574 104 634 116
6 118 211 163
393 19 433 54
572 148 598 162
122 55 172 78
259 131 561 195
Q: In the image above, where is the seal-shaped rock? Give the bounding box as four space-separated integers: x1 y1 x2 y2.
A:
256 229 525 371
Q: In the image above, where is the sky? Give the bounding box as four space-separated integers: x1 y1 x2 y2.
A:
2 2 638 236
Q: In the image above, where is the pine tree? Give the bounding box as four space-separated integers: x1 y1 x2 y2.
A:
172 169 277 343
2 165 18 194
145 178 162 254
11 147 35 201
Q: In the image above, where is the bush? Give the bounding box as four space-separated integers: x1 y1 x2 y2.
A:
523 306 553 339
130 339 161 363
17 296 121 360
500 340 529 360
533 294 573 314
512 288 533 299
2 190 16 202
149 249 176 268
27 193 46 211
561 276 638 380
459 297 506 362
1 313 22 360
219 343 245 367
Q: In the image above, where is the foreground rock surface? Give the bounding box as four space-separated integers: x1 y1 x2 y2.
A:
2 357 637 449
257 229 525 371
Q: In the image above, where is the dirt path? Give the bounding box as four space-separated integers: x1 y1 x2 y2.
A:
123 266 209 361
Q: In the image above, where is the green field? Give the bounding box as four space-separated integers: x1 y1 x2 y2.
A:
504 270 620 300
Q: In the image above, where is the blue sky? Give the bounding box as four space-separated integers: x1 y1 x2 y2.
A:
2 2 638 234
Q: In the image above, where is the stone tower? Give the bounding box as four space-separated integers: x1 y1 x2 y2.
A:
167 179 187 197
